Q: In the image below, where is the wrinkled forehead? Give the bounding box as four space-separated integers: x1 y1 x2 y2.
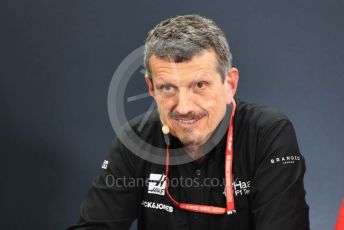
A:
148 49 219 80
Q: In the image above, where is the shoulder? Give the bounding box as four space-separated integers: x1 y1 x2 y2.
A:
235 98 292 133
109 109 165 165
234 99 301 170
124 109 162 142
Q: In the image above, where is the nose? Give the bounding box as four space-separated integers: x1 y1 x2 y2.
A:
174 89 195 115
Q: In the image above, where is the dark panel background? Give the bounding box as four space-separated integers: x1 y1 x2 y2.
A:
1 0 343 229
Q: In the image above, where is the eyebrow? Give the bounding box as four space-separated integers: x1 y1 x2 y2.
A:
155 74 212 87
193 74 211 81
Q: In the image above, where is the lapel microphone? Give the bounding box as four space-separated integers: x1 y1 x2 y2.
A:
162 124 170 145
162 125 170 135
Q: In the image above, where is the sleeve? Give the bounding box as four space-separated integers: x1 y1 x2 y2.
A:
67 138 139 230
250 119 310 230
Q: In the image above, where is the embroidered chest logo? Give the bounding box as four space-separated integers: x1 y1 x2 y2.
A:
147 173 166 195
223 178 251 197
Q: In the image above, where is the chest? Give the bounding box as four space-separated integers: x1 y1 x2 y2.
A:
137 145 254 230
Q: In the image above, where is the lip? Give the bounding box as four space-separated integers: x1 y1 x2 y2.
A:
171 115 205 129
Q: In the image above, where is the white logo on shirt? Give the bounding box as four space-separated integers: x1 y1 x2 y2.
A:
233 178 251 196
141 200 173 213
223 178 251 197
148 173 166 195
101 160 109 169
270 155 301 165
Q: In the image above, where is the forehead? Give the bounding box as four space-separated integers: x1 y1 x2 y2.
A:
149 49 219 79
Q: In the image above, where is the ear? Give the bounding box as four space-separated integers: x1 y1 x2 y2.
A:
145 75 155 98
224 68 239 104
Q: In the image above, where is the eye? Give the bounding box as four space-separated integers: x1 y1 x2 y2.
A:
162 85 173 91
195 81 207 89
158 84 176 95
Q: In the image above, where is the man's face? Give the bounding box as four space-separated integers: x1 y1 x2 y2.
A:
146 49 238 147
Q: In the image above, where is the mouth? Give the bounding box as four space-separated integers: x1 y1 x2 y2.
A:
172 115 205 128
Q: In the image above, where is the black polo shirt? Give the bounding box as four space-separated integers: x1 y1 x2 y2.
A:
68 99 310 230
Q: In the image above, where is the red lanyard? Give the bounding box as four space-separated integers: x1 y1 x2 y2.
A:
165 99 237 215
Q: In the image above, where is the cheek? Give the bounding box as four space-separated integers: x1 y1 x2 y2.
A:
155 96 174 118
199 91 225 113
199 92 227 124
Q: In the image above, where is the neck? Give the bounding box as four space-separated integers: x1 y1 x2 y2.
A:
184 145 206 164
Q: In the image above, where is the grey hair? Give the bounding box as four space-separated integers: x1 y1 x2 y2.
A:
144 14 232 82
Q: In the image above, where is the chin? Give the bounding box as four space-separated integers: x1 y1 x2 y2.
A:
173 126 209 145
179 135 206 147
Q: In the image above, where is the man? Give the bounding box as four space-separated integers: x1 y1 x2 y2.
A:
69 15 309 230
